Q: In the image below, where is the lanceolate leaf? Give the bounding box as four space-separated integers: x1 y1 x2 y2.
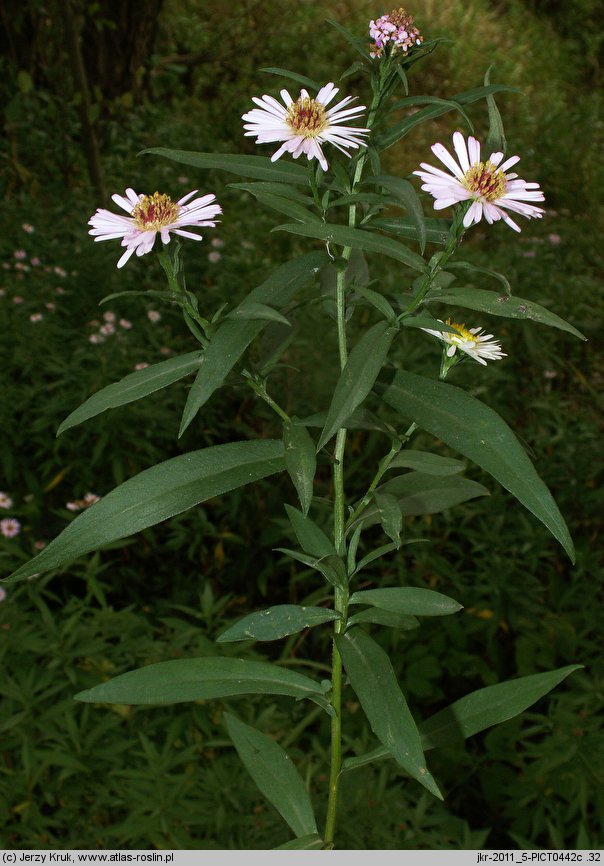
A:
224 713 318 838
274 223 426 271
217 605 340 643
420 665 583 749
57 352 204 436
318 322 396 450
347 608 419 630
383 371 574 560
373 492 402 547
387 451 466 476
283 422 317 516
142 148 310 185
74 657 332 713
285 505 336 558
179 252 327 435
235 188 322 224
427 286 586 340
364 176 426 254
370 216 450 246
376 85 519 151
259 66 322 90
275 835 324 850
349 587 462 617
5 440 285 583
336 629 442 799
342 665 582 771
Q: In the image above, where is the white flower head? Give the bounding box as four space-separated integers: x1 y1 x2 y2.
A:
89 189 222 269
1 518 21 538
242 82 370 172
0 493 13 509
414 132 545 232
422 319 506 367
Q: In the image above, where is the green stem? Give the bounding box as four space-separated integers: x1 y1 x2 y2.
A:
243 372 291 423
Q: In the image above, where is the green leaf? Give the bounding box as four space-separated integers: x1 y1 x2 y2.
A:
259 67 321 91
420 665 583 749
427 287 586 340
224 713 318 837
370 216 450 246
179 252 327 435
229 181 314 205
234 187 321 223
349 587 462 617
483 67 506 155
285 505 335 558
389 95 474 131
318 322 396 450
226 302 291 326
347 608 419 630
352 285 397 322
376 85 519 151
283 422 317 516
217 605 339 643
274 223 426 272
373 492 402 547
364 176 426 254
275 835 324 850
352 541 399 575
75 657 332 713
5 440 285 583
445 260 512 294
383 371 575 560
350 474 489 528
142 148 309 184
336 629 442 799
326 18 371 60
275 548 347 590
387 451 466 476
342 665 582 771
56 352 203 436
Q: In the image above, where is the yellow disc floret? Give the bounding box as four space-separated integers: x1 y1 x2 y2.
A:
286 97 328 138
446 319 476 346
462 161 507 201
132 192 180 231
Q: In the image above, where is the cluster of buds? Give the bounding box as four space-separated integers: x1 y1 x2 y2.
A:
369 7 423 58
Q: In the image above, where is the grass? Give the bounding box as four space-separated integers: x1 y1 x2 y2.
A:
1 0 602 850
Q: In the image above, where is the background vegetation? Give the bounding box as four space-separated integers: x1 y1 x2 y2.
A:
1 0 602 850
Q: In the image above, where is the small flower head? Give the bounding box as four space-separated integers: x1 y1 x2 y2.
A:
243 82 369 172
0 493 13 509
208 251 222 263
14 250 26 261
103 311 116 323
147 310 161 323
1 518 21 538
414 132 545 232
88 188 222 269
369 7 423 59
119 318 133 330
99 322 115 336
0 587 6 602
66 493 100 512
22 223 35 233
134 362 149 371
422 318 506 372
30 313 43 323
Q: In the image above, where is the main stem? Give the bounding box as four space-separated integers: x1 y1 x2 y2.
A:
323 75 386 846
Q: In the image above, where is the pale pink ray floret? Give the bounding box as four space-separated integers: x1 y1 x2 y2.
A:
88 189 222 268
242 82 370 172
413 131 545 232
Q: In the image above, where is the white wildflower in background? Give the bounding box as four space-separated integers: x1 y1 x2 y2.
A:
369 7 423 58
208 251 222 263
0 493 13 509
14 250 26 260
414 132 545 232
0 587 6 602
422 319 506 366
88 334 104 345
22 223 35 233
211 237 225 249
103 311 116 323
0 518 21 538
88 189 222 269
134 362 149 371
29 313 43 323
243 82 369 172
119 318 133 330
66 493 101 513
99 323 115 336
147 310 161 323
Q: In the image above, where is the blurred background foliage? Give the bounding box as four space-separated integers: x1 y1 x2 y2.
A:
0 0 602 850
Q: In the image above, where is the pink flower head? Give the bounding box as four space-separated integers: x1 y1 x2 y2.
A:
134 362 149 371
89 189 222 269
369 7 424 59
30 313 43 323
0 493 13 509
0 587 6 602
119 318 133 330
103 311 116 323
1 518 21 538
22 223 35 233
99 322 115 336
147 310 161 323
14 250 26 260
413 131 545 232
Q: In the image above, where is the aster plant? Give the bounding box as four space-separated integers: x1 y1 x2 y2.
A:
3 7 586 850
